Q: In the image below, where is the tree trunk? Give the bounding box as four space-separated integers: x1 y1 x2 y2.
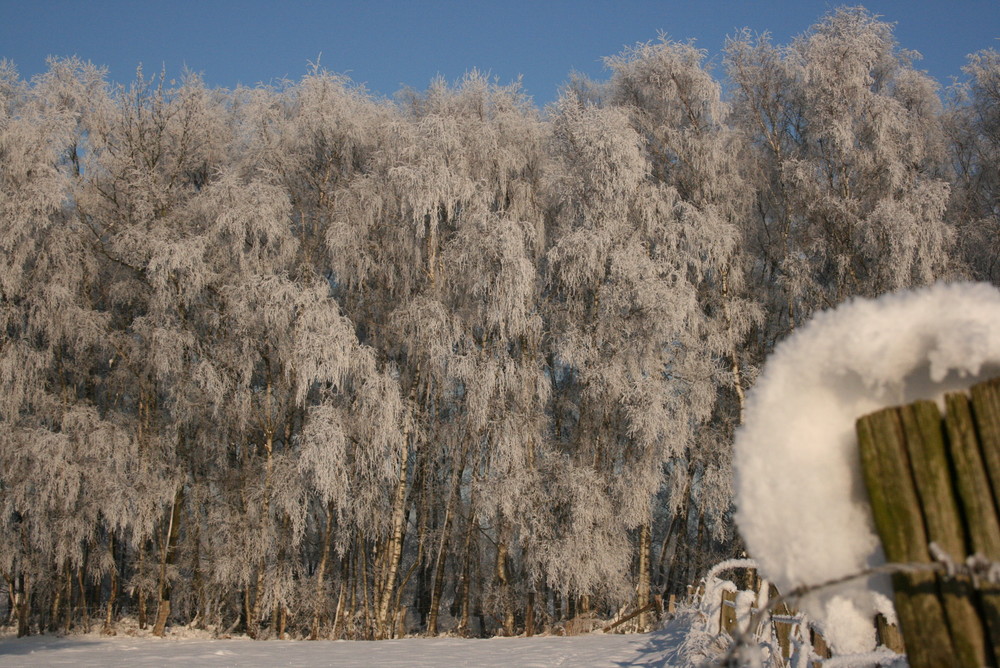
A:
242 589 252 637
248 430 276 639
15 572 30 638
311 503 336 639
655 510 683 592
47 568 61 633
496 530 514 636
153 484 184 637
661 469 695 596
457 511 476 636
376 439 409 638
427 446 467 635
721 271 747 424
136 546 148 630
332 556 349 639
525 589 535 637
636 522 651 631
248 569 266 639
137 588 147 630
348 547 358 636
3 573 14 626
360 536 373 638
62 564 72 634
190 521 206 629
103 534 118 635
77 548 91 633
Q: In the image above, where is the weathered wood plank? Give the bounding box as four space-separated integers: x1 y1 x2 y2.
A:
900 400 989 667
720 588 737 635
947 392 1000 556
875 613 905 655
946 391 1000 662
971 378 1000 512
857 407 956 667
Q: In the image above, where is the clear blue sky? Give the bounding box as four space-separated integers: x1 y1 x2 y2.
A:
2 1 997 106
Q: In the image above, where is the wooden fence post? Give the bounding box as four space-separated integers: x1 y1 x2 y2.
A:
857 406 956 666
857 377 1000 668
719 589 736 635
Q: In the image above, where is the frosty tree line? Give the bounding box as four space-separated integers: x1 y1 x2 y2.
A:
1 7 997 640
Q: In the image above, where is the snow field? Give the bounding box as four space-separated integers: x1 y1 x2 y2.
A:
0 627 685 667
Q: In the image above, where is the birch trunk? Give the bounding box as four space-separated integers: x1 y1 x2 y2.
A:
360 536 372 638
332 556 349 638
248 429 275 639
310 503 335 639
152 484 184 637
495 533 515 636
457 510 477 636
15 572 30 638
636 522 651 631
376 439 409 638
102 534 118 635
427 445 467 635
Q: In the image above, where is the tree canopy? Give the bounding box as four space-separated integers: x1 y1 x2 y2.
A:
1 6 996 640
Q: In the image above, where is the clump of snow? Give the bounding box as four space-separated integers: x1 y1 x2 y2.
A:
735 590 756 634
735 282 1000 654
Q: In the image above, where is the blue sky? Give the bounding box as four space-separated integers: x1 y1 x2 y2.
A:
1 1 997 106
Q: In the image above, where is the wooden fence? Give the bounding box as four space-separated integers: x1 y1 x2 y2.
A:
698 561 840 666
698 559 911 666
857 376 1000 667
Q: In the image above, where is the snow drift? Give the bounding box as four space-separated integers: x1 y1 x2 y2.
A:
734 282 1000 654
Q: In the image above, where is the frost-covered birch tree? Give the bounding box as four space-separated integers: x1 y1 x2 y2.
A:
606 38 762 597
0 57 153 637
69 67 234 635
327 71 550 636
726 7 954 339
947 49 1000 284
542 91 718 623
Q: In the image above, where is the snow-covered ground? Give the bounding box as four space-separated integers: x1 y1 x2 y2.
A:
0 624 691 668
